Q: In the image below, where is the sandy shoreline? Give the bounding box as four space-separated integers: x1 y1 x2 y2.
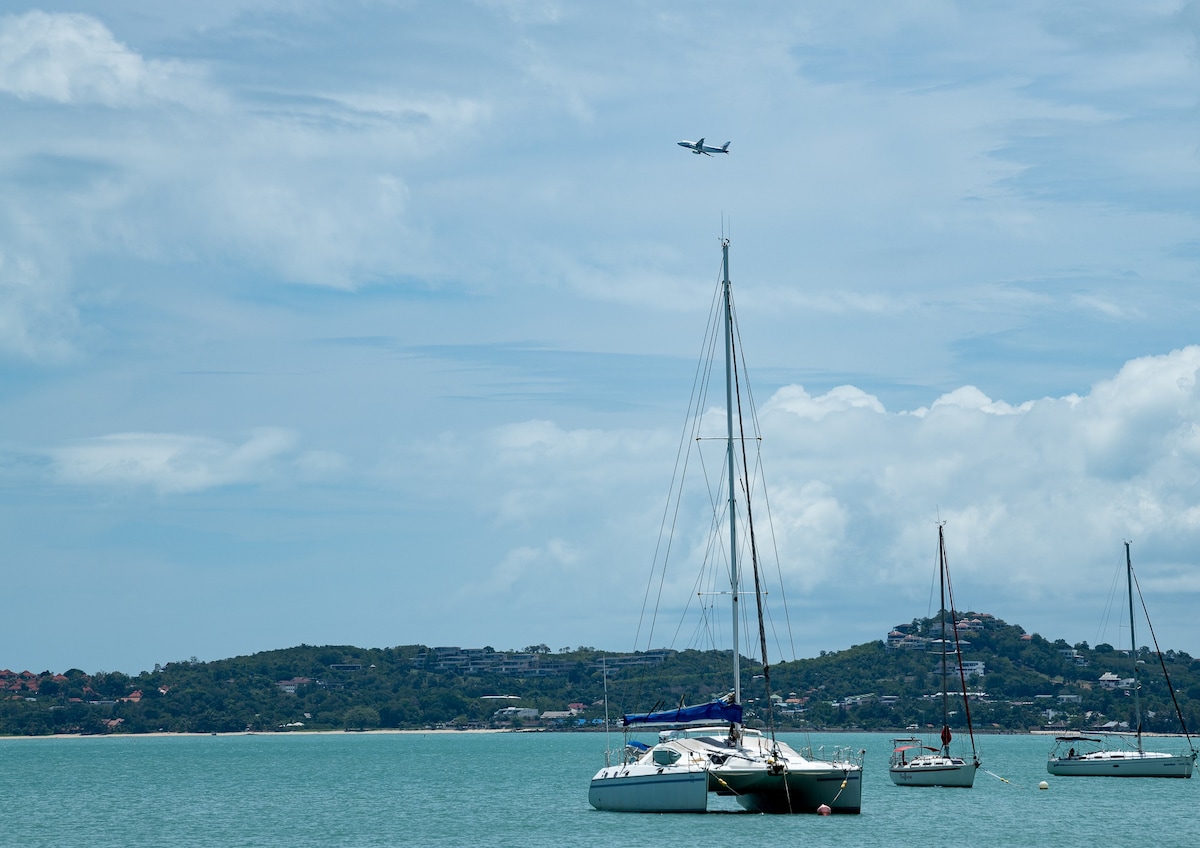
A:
0 727 508 741
6 727 1189 742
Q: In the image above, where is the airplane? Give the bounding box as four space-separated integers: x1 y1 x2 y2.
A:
677 137 731 156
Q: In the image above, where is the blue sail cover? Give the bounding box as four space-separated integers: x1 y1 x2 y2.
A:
623 700 743 727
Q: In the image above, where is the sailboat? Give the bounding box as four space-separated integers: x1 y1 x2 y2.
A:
888 523 980 787
1046 541 1196 777
588 239 864 814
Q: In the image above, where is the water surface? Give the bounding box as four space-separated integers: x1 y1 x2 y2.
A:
1 731 1194 847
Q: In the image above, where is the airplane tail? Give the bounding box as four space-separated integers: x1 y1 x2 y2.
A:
720 141 730 152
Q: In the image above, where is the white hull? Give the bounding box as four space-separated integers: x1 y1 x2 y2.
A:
889 756 977 787
589 765 709 812
589 242 865 816
1047 544 1197 778
891 527 982 791
589 728 863 814
1047 750 1195 778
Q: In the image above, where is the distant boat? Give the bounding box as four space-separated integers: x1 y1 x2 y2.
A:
1046 542 1196 777
587 239 864 814
888 523 980 787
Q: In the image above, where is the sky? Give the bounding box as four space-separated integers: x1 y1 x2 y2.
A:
3 1 1200 675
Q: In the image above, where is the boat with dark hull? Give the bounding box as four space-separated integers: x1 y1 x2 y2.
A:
587 240 864 814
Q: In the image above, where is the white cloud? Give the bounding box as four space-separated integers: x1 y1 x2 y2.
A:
6 2 1200 671
0 248 78 361
460 537 582 598
449 346 1200 654
0 11 209 107
922 386 1034 417
762 385 887 421
51 427 302 493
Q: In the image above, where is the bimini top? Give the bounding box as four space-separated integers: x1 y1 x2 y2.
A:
623 700 743 727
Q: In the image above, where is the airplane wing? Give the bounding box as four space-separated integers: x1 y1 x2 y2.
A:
678 137 726 155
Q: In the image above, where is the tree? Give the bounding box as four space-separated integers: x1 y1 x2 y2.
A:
343 706 380 731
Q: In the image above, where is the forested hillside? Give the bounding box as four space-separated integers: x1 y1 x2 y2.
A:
1 613 1197 736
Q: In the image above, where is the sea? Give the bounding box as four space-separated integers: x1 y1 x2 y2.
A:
1 730 1195 847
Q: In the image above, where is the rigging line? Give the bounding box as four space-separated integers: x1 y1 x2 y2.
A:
728 292 797 661
626 280 723 710
730 322 777 744
942 527 979 761
750 449 793 661
670 279 736 658
925 539 938 620
672 478 727 654
685 407 734 655
1096 553 1124 650
981 768 1018 787
635 277 724 656
1129 562 1197 752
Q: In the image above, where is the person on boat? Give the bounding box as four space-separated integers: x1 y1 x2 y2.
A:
1067 747 1075 759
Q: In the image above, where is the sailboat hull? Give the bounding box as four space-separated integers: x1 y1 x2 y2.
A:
589 765 709 812
1043 545 1198 776
589 728 863 814
715 767 862 813
889 758 978 787
1047 751 1195 778
587 241 867 816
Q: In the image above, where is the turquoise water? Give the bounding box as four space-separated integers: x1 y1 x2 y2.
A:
1 731 1195 847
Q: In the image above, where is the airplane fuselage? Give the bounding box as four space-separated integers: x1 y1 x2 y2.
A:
677 138 730 156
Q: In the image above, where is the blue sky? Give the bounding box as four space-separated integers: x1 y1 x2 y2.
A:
3 1 1200 674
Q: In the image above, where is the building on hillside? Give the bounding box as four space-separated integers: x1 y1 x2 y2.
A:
493 707 538 721
929 660 985 678
1098 672 1135 690
276 677 311 694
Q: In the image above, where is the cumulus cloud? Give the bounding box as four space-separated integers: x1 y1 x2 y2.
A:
920 386 1034 417
763 385 887 421
51 428 304 493
459 347 1200 653
759 348 1200 602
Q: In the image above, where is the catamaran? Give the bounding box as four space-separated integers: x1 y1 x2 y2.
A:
588 239 864 814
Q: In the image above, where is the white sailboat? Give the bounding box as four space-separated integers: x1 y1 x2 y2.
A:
889 523 980 787
1046 541 1196 778
588 239 864 814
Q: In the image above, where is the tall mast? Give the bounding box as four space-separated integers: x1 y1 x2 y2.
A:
1126 541 1142 753
722 238 740 709
939 523 949 754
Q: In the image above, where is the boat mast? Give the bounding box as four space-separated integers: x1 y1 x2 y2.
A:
939 523 950 755
722 238 741 711
1126 541 1142 754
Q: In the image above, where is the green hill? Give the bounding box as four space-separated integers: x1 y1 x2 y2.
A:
1 613 1196 736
